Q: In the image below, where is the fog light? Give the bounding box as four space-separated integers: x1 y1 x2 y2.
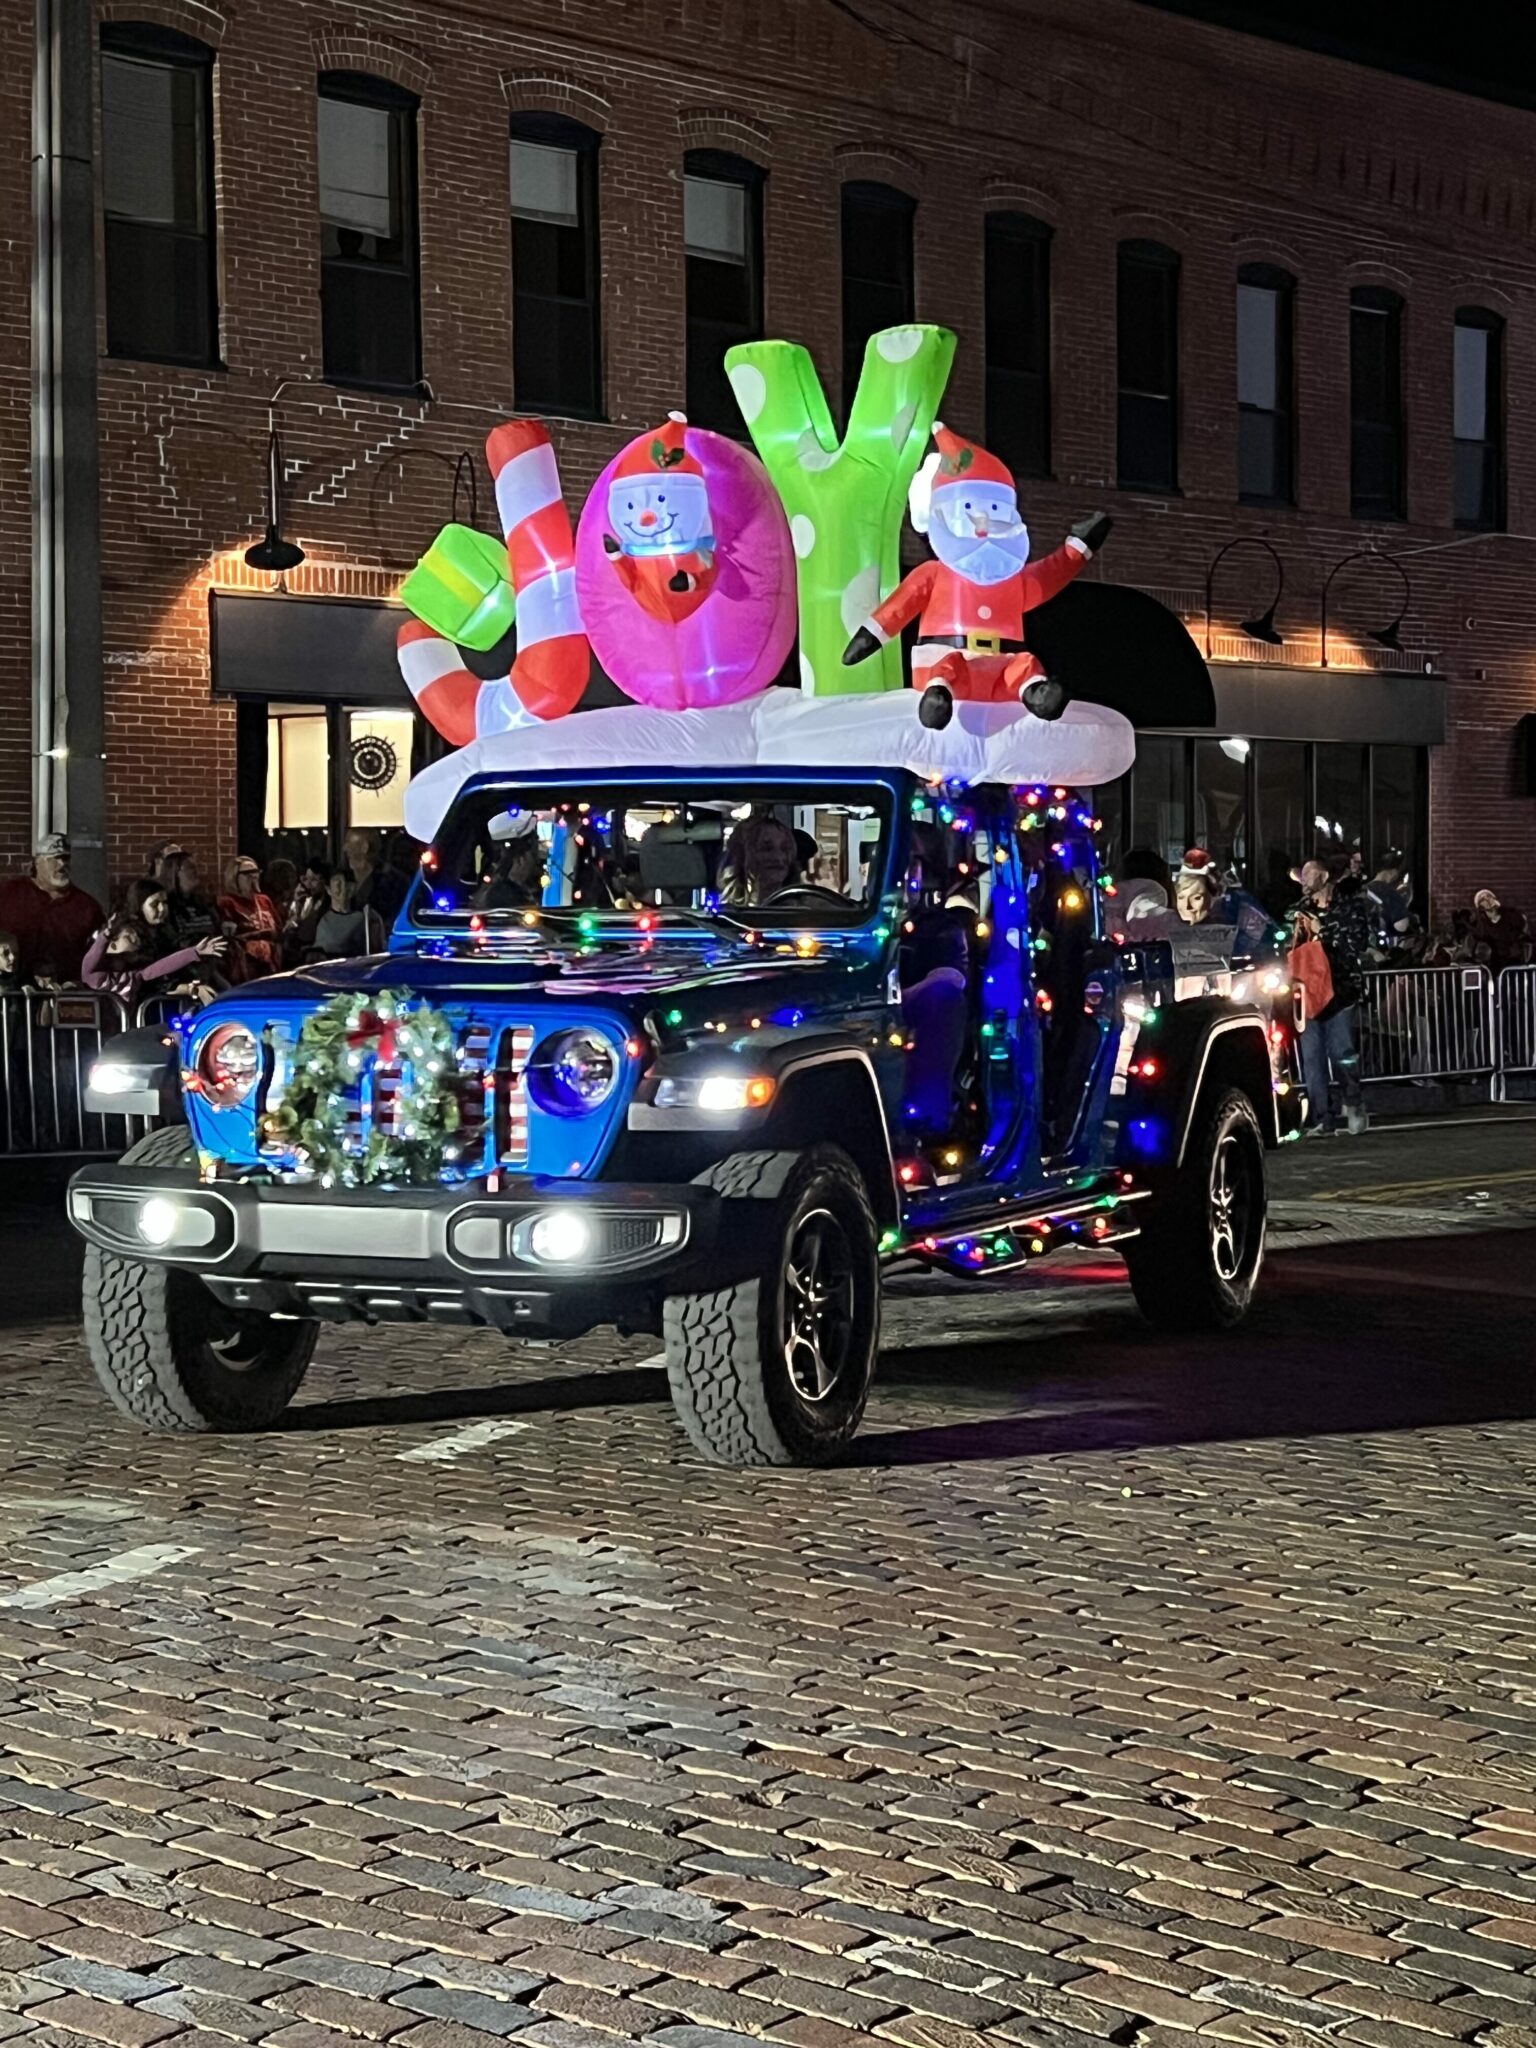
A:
527 1209 592 1264
138 1197 180 1247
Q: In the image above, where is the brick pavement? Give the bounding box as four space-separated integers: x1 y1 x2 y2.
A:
4 1211 1536 2046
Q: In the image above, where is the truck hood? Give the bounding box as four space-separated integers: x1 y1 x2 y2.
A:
215 938 879 1025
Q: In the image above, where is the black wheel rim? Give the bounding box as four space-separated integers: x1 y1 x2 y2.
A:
171 1270 286 1376
781 1207 856 1404
1210 1129 1256 1283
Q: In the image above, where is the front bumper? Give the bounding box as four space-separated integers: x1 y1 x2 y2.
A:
67 1163 722 1335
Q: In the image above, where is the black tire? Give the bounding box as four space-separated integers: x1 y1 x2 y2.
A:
82 1127 317 1432
1123 1087 1266 1332
663 1146 880 1467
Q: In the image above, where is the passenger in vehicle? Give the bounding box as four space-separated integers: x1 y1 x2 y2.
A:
719 815 802 905
478 813 545 910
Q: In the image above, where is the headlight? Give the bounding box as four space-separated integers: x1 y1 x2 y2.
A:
197 1023 261 1108
531 1029 619 1113
89 1061 140 1095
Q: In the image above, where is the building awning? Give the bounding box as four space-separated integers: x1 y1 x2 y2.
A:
1168 662 1446 746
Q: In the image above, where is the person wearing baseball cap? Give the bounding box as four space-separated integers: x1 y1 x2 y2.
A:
0 832 105 986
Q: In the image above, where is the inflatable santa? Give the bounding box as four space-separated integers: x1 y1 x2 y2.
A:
600 411 717 624
841 423 1113 729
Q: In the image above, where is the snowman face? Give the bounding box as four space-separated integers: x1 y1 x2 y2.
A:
928 484 1029 586
608 473 712 556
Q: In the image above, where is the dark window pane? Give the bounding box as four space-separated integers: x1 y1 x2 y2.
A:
1237 268 1293 504
842 183 914 418
1117 242 1178 490
1254 740 1307 917
1350 291 1403 517
1370 744 1424 906
1194 739 1249 881
511 117 601 417
104 220 213 363
1314 743 1366 867
100 36 216 365
686 154 762 434
985 213 1050 478
1454 322 1488 440
319 76 419 389
1130 735 1187 874
1454 312 1504 531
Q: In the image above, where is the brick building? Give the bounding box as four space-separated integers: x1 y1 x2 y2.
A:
5 0 1536 923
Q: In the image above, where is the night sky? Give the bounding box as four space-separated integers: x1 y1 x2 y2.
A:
1133 3 1536 112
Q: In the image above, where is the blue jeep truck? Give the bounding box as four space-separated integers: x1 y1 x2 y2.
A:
67 764 1300 1466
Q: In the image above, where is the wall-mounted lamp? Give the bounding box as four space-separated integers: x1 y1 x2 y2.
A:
1320 550 1411 669
1204 538 1285 657
450 450 481 530
244 430 306 576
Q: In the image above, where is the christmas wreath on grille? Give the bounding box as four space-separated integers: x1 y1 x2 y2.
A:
260 989 463 1187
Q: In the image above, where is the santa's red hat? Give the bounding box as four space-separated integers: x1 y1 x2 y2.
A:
613 411 704 481
929 423 1014 496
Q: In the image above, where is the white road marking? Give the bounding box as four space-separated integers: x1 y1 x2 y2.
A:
0 1544 202 1610
632 1352 667 1370
396 1419 532 1463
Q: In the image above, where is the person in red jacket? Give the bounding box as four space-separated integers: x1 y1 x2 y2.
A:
0 833 103 985
842 424 1112 730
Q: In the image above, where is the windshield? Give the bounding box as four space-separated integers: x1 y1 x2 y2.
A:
417 780 894 932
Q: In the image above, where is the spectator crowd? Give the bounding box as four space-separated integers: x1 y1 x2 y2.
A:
0 827 421 1011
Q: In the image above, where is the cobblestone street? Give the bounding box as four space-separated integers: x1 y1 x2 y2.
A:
4 1118 1536 2048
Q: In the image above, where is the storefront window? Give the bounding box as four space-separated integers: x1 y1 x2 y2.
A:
265 706 329 831
1371 744 1424 905
1253 740 1306 915
1193 739 1249 881
1129 734 1186 875
1314 742 1367 870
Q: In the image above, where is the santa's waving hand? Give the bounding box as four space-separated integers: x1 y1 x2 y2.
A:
842 423 1111 729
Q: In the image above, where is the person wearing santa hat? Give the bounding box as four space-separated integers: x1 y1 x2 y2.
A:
602 412 717 625
841 423 1112 729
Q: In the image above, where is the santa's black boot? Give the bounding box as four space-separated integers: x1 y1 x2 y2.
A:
918 683 954 730
1021 676 1068 721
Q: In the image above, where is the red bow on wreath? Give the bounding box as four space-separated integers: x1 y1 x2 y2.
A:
348 1010 399 1063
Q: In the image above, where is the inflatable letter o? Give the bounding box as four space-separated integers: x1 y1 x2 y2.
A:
575 426 796 711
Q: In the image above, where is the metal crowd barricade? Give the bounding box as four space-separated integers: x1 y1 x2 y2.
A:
1496 963 1536 1092
0 986 145 1157
1357 963 1499 1092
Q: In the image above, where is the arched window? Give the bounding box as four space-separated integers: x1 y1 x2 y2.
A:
1454 307 1504 531
100 22 217 366
510 112 602 418
985 213 1052 479
1237 263 1295 505
318 72 421 391
685 149 764 434
841 182 914 419
1350 286 1404 520
1117 240 1180 491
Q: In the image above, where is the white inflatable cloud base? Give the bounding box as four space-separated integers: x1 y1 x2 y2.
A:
404 689 1136 844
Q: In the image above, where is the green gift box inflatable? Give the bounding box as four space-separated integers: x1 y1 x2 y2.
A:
400 525 515 651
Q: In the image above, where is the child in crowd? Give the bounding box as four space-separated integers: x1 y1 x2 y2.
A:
81 914 226 1006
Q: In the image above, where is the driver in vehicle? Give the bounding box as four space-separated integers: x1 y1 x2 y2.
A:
719 813 803 905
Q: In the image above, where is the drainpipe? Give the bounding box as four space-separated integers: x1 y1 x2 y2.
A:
31 0 106 904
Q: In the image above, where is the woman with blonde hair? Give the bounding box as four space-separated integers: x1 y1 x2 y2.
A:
719 812 801 906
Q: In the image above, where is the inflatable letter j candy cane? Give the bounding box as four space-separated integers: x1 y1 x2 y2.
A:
486 420 590 721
